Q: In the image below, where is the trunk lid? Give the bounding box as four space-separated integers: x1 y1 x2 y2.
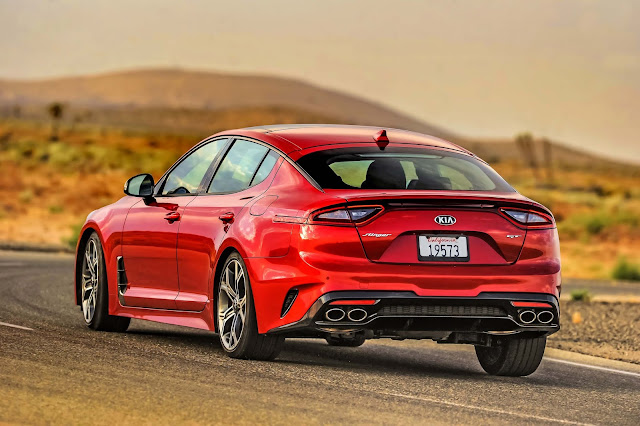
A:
333 190 536 265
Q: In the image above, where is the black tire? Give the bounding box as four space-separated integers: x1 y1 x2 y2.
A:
325 333 366 347
80 233 130 332
475 335 546 376
216 252 284 360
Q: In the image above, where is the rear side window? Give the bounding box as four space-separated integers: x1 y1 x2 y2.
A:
251 150 279 186
297 147 514 192
208 140 274 193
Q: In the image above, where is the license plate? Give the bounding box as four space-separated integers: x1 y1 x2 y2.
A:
417 235 469 262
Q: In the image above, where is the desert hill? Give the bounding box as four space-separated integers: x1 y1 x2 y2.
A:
0 68 457 141
0 68 637 173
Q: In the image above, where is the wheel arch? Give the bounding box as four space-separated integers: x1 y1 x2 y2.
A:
210 246 242 332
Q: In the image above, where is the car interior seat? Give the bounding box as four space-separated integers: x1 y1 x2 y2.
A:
361 159 407 189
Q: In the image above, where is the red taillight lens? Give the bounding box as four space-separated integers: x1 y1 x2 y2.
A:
313 206 383 225
330 299 378 306
501 208 554 228
511 301 552 308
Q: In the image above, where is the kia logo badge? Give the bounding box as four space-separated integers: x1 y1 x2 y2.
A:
435 215 456 226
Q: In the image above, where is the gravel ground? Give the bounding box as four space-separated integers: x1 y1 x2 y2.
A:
548 301 640 364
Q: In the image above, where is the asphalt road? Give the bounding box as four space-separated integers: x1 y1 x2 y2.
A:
1 251 639 425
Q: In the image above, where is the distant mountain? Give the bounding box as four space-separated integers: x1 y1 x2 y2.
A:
1 68 637 172
0 68 459 141
466 138 639 174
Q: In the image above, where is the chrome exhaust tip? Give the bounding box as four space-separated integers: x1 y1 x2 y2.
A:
537 310 554 324
325 308 346 322
519 310 536 324
347 308 368 322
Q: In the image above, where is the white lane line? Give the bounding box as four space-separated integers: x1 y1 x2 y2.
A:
548 358 640 379
307 374 591 425
379 391 592 425
0 321 33 331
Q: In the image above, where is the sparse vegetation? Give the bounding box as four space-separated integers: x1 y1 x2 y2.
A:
570 289 592 302
18 189 34 203
49 205 64 214
612 257 640 281
558 207 640 238
63 219 86 250
0 116 638 278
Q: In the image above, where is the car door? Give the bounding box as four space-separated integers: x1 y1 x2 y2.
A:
175 139 281 311
120 138 230 309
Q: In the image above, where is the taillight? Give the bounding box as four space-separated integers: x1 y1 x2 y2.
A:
315 209 351 222
313 206 383 225
500 208 554 228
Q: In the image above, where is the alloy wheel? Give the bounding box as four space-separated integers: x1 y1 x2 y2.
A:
81 239 99 324
217 259 247 351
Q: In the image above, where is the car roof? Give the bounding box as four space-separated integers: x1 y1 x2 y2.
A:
215 124 472 156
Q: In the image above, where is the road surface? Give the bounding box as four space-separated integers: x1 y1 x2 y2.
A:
1 251 639 425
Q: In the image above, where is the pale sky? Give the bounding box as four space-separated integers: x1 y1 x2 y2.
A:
1 0 639 162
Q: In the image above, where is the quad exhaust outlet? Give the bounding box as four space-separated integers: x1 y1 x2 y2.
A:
325 308 346 322
325 307 369 322
347 308 368 322
518 309 554 325
518 310 536 324
537 310 554 324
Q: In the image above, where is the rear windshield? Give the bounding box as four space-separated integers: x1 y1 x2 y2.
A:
297 147 514 192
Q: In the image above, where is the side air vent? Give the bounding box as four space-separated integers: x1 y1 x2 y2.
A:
280 289 298 318
116 256 128 296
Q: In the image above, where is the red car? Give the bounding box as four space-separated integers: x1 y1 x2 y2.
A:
75 125 560 376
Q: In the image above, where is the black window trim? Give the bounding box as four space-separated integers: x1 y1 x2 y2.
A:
153 134 324 197
248 149 274 187
223 135 323 193
196 138 239 194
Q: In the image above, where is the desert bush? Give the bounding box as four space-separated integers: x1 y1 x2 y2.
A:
48 205 64 214
585 215 608 235
559 207 640 239
63 219 86 250
612 257 640 281
48 142 82 170
18 189 34 203
570 289 592 302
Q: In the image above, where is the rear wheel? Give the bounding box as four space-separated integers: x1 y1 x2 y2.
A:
475 335 546 376
216 253 284 360
80 233 130 332
325 332 366 347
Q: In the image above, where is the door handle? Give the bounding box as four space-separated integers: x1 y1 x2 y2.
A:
164 211 181 222
219 212 235 223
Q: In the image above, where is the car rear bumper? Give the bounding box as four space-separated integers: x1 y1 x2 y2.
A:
267 291 559 338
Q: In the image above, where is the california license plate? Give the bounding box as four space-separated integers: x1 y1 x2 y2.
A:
417 235 469 262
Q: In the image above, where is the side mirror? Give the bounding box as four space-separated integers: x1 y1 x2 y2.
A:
124 174 155 197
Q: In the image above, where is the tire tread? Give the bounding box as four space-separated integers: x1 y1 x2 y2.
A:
475 335 546 376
